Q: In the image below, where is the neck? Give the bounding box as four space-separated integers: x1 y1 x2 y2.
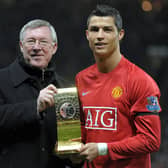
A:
95 50 122 73
18 56 54 77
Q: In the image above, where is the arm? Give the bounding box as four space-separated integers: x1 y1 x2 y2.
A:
106 69 161 159
79 114 161 161
0 100 38 131
108 114 161 160
0 84 57 131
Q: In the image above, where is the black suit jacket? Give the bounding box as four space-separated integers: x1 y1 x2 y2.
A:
0 58 70 168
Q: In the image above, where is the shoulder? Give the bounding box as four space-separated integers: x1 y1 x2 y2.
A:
0 64 12 79
0 64 14 92
124 57 160 98
122 57 156 84
128 61 158 88
0 59 20 75
76 64 96 79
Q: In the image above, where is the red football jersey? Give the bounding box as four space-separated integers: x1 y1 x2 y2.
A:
75 56 161 168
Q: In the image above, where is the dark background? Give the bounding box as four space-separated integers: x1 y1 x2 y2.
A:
0 0 167 167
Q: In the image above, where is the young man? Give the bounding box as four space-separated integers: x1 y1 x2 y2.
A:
0 19 70 168
75 4 161 168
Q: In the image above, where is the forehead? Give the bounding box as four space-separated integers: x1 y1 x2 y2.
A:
23 26 52 40
88 16 115 28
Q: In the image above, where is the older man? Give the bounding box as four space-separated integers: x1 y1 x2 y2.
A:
0 19 69 168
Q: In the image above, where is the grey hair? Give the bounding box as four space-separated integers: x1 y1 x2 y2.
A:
19 19 58 44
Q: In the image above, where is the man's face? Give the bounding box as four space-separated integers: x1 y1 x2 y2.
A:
86 16 124 58
20 26 57 69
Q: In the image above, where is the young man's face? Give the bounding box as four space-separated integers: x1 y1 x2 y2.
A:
20 26 57 69
86 16 124 58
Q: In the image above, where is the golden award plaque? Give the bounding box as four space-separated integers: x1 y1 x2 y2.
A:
54 87 81 155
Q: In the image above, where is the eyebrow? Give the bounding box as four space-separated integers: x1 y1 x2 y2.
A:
25 37 51 41
89 25 114 30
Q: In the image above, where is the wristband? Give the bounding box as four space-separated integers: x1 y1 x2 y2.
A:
98 143 108 156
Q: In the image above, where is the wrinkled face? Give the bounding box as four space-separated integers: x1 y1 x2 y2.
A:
20 26 57 69
86 16 124 58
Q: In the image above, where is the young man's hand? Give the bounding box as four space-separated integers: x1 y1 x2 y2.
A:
79 143 99 162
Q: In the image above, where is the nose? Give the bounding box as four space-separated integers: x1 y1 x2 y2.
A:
33 40 41 49
97 29 104 39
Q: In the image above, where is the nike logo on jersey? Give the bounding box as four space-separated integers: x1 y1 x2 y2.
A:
82 91 90 96
83 106 117 130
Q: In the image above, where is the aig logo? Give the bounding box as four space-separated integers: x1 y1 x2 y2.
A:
83 106 117 130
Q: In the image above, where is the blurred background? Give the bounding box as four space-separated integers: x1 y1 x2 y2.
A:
0 0 167 167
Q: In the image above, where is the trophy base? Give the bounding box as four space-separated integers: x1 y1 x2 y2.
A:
56 142 82 155
55 143 85 165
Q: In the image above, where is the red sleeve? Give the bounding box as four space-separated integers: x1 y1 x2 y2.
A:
129 69 161 114
108 68 161 160
108 114 161 160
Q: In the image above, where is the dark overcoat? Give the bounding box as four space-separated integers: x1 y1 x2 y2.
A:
0 58 70 168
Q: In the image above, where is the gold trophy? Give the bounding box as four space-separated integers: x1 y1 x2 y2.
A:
54 87 81 155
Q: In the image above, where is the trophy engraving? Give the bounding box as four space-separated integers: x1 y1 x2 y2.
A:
54 87 81 154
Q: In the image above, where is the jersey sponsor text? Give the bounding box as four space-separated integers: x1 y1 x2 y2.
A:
83 106 117 130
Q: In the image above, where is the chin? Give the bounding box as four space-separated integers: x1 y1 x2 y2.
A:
95 52 107 57
30 62 46 69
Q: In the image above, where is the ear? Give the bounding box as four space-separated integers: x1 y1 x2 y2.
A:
19 41 24 53
86 30 89 41
52 43 58 55
118 29 125 41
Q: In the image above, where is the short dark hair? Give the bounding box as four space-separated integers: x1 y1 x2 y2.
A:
87 4 123 32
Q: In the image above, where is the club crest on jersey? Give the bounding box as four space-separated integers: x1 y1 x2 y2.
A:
146 96 160 112
112 86 123 99
83 106 117 130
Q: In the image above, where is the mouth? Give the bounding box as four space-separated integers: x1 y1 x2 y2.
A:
30 53 43 57
95 42 107 48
